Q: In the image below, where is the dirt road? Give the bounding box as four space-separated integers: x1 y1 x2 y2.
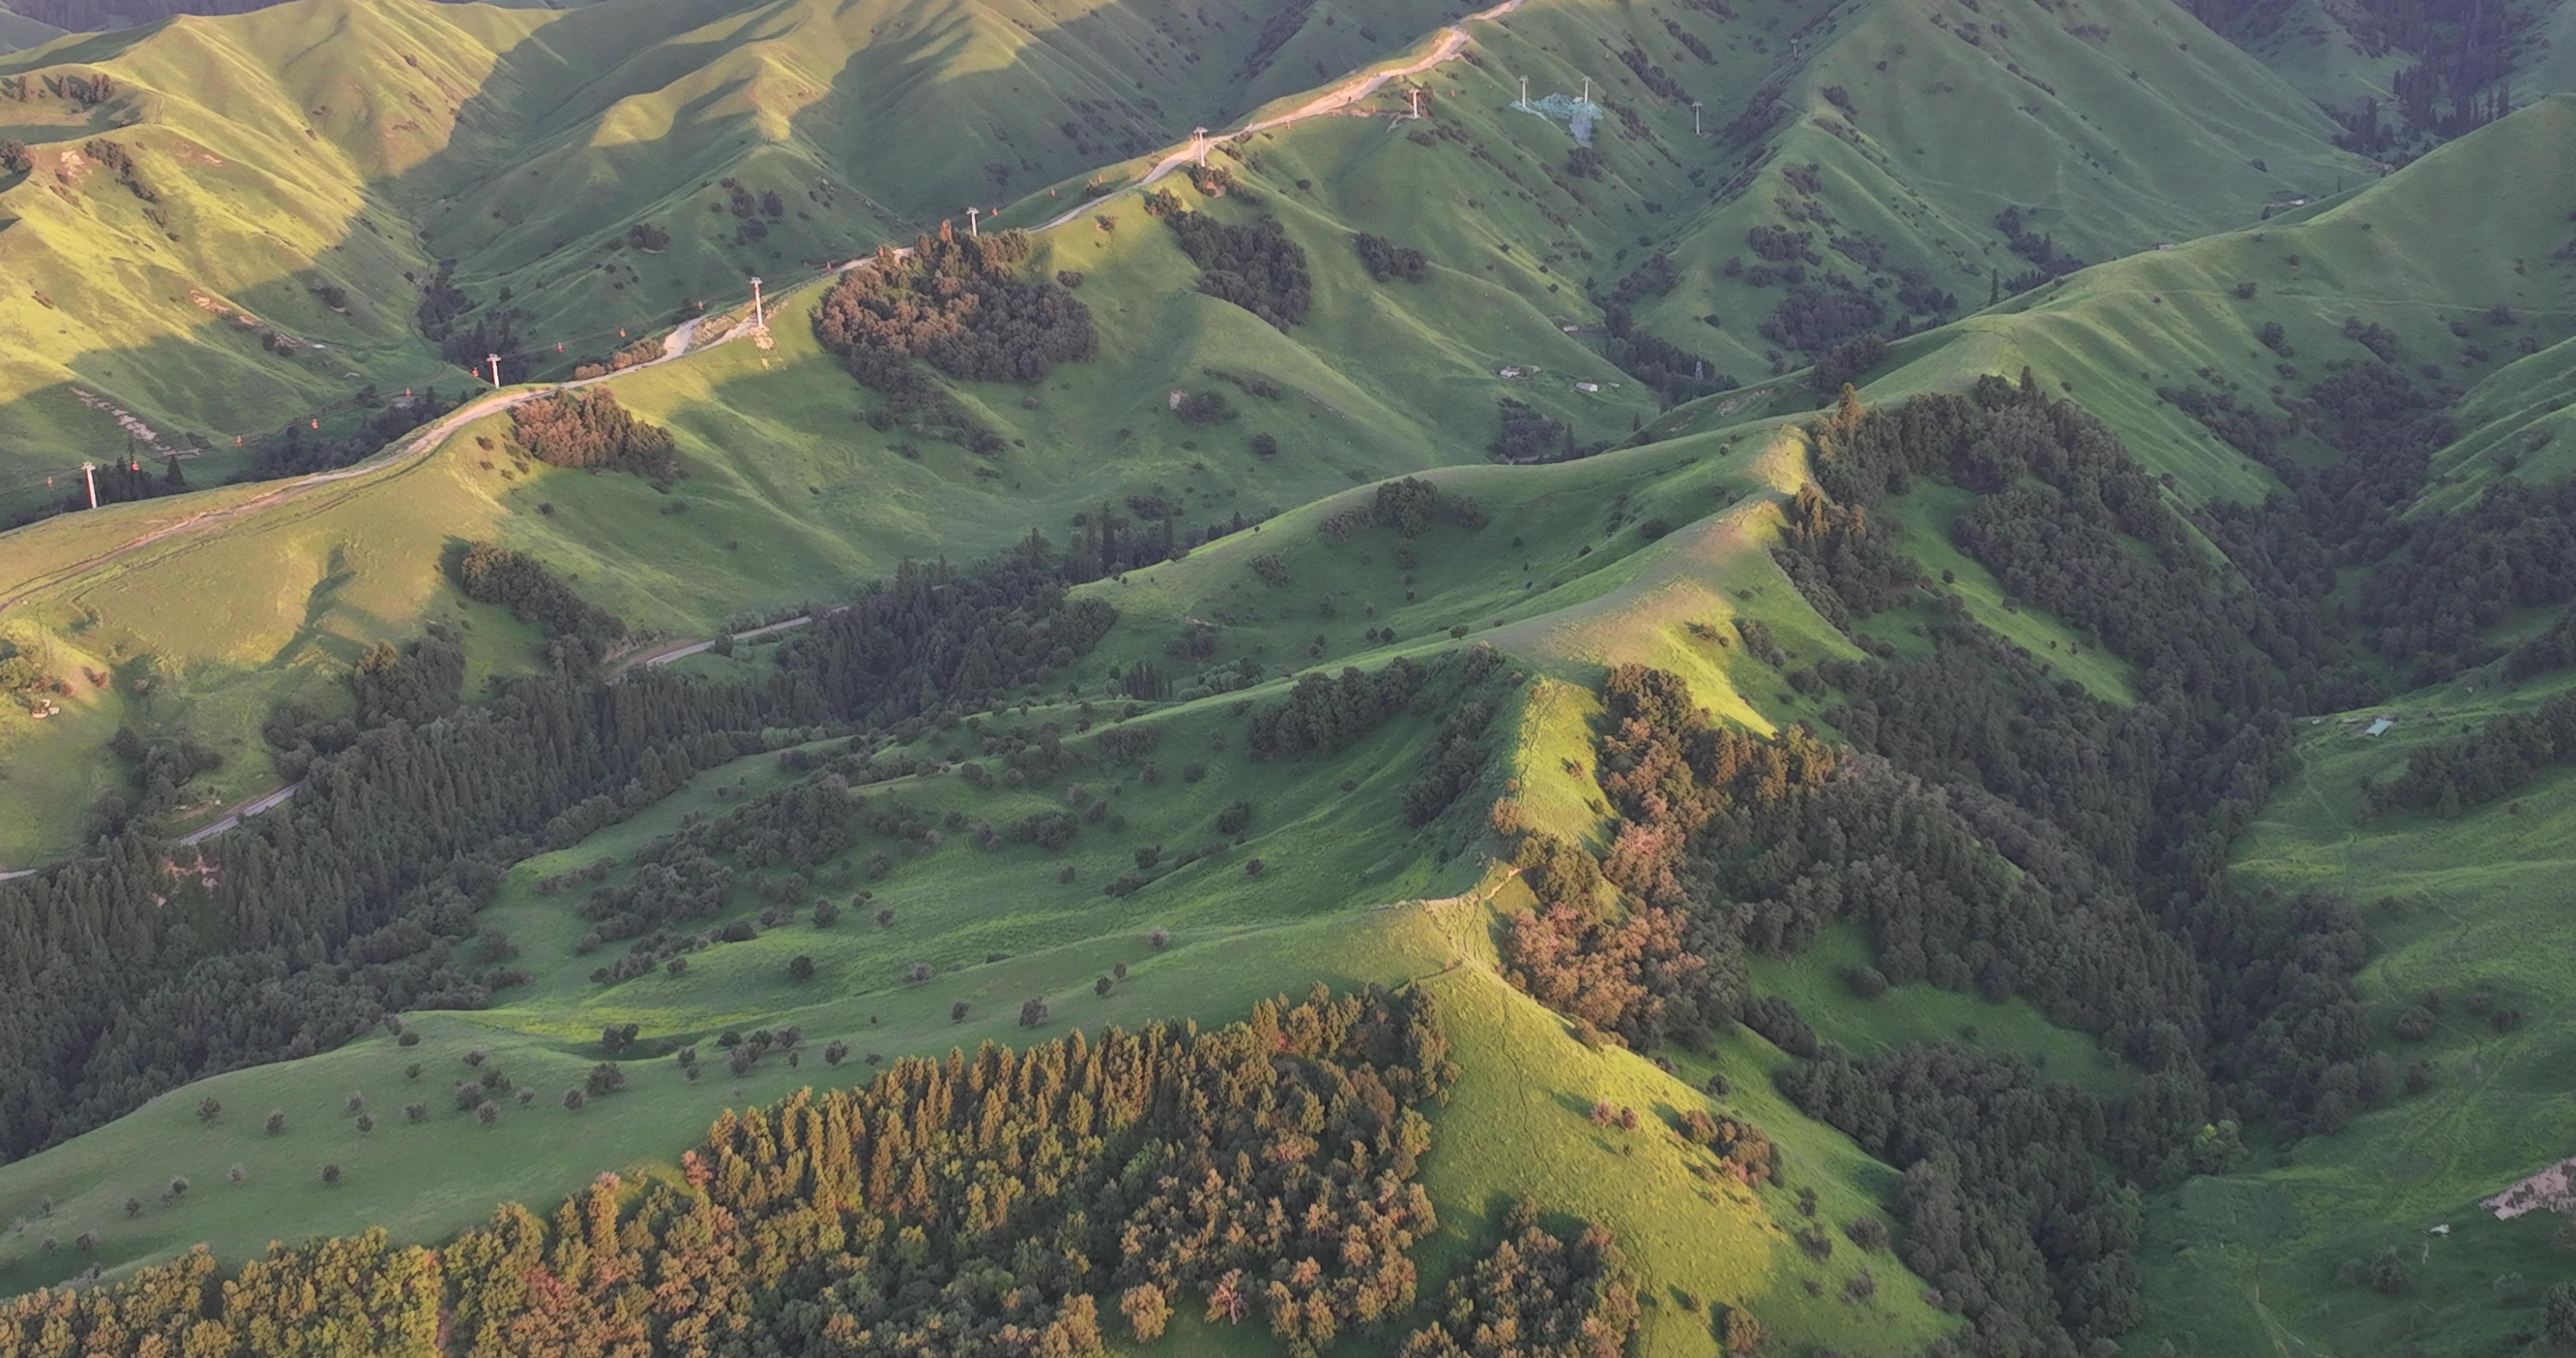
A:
1038 0 1523 231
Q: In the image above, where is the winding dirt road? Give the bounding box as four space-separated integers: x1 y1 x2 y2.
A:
0 313 748 617
1037 0 1523 231
5 0 1525 618
0 3 1533 872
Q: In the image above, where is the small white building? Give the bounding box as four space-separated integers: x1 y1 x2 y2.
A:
2365 717 2393 737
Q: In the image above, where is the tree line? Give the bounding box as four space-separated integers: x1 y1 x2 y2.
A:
0 988 1459 1358
0 539 1121 1163
1482 374 2491 1355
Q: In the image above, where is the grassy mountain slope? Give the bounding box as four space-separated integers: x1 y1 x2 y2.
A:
0 0 1473 500
0 0 2438 861
9 15 2576 1358
0 131 1654 863
1652 94 2576 503
0 412 1988 1350
0 5 58 51
1617 0 2366 382
2126 666 2576 1357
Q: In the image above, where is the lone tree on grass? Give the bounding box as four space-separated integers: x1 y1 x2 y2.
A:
355 1113 375 1133
824 1039 849 1066
599 1023 639 1055
1147 927 1170 950
562 1089 587 1113
196 1096 221 1124
1019 997 1051 1028
876 907 897 928
789 954 816 982
907 962 933 983
586 1063 626 1096
123 1197 141 1219
475 1101 499 1128
320 1163 342 1187
405 1103 427 1124
951 1001 972 1024
227 1164 246 1185
264 1111 287 1136
1095 976 1114 997
344 1092 365 1114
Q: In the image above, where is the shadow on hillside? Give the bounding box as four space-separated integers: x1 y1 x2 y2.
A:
0 0 1527 532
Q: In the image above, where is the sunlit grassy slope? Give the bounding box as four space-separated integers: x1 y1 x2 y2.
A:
0 0 1472 491
1664 94 2576 504
0 604 1957 1356
6 14 2576 1357
0 0 2418 507
1616 0 2368 384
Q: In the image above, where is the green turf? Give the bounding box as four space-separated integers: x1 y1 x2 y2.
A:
6 12 2576 1358
2125 668 2576 1357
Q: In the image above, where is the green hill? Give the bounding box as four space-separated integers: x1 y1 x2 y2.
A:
8 7 2576 1358
0 0 1475 504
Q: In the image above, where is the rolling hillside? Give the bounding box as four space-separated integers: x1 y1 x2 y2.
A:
8 5 2576 1358
0 0 1474 503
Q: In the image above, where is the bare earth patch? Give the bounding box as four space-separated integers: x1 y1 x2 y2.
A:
2483 1157 2576 1219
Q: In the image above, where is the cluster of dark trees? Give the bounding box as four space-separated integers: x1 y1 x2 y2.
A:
0 538 1121 1163
1321 476 1488 542
772 548 1118 724
508 389 680 477
2232 0 2530 149
1247 644 1505 760
1165 212 1312 329
351 628 467 728
2170 350 2576 696
1780 1046 2152 1345
247 386 461 479
1354 232 1430 284
1758 283 1884 354
1395 1201 1643 1358
1809 334 1889 396
454 542 629 671
816 228 1097 387
1599 252 1677 311
8 455 190 528
414 261 527 384
0 989 1455 1358
1991 208 2083 291
1600 308 1735 406
2369 689 2576 816
1769 479 1917 628
1486 373 2520 1354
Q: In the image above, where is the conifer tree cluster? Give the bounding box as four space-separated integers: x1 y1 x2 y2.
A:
1164 212 1311 330
508 389 679 477
0 989 1453 1358
1397 1201 1643 1358
816 228 1097 386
